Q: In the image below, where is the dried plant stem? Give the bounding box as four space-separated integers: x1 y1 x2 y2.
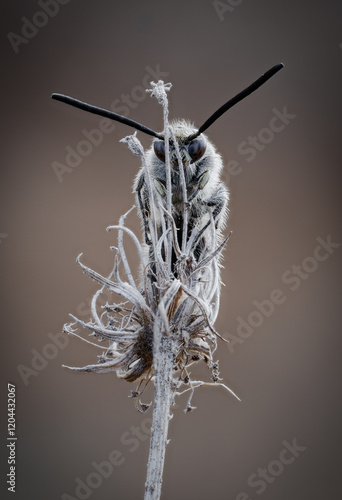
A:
144 333 174 499
144 275 180 499
144 82 175 499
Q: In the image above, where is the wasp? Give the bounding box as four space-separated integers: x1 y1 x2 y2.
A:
52 64 283 273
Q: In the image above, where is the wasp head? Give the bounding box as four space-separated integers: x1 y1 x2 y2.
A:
153 120 207 169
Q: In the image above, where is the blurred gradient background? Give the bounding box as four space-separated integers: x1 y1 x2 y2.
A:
1 1 342 499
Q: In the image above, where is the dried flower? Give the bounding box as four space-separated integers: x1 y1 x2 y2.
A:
63 82 239 410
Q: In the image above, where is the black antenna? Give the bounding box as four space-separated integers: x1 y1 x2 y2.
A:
186 63 284 142
51 93 163 139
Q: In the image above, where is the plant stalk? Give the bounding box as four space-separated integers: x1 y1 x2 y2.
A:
144 333 175 500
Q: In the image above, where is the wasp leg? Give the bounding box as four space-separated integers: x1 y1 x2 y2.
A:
136 173 152 246
204 194 226 228
192 189 227 250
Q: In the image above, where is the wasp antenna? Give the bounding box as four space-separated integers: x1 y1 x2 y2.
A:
51 93 163 139
187 63 284 141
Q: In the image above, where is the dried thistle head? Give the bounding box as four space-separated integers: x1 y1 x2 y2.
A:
62 80 240 410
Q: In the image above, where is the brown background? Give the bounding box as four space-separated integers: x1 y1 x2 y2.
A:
1 1 342 499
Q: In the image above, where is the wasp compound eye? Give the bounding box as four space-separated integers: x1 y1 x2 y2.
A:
153 141 166 162
187 138 207 163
